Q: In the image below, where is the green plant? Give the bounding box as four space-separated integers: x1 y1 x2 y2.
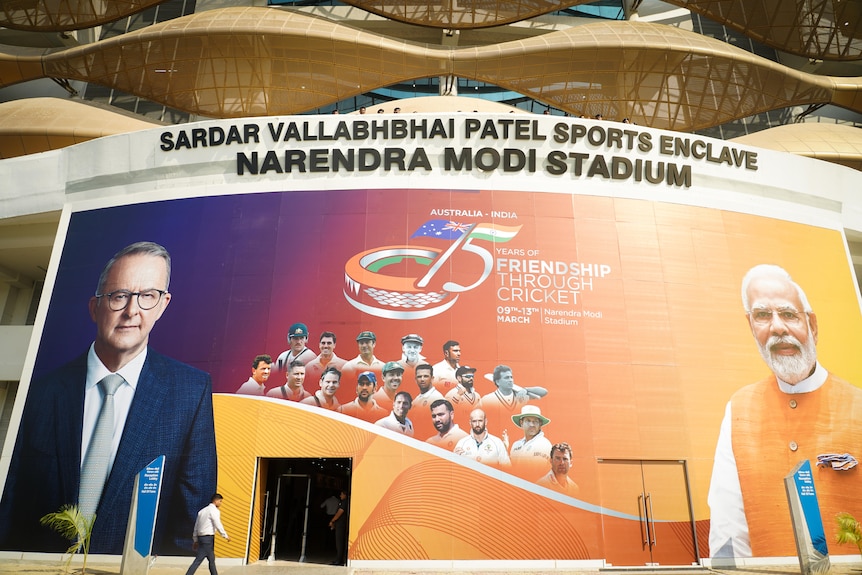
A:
836 512 862 556
39 505 95 574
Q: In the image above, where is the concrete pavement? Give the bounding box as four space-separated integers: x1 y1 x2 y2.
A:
0 556 858 575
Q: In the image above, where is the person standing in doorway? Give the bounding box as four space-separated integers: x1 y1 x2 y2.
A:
320 492 340 518
186 493 230 575
328 490 348 565
320 491 340 554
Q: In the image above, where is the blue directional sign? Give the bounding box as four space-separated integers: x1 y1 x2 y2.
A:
133 456 165 557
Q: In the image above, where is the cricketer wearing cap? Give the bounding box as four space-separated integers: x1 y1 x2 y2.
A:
398 333 425 370
372 361 405 411
342 330 384 389
338 371 388 423
275 322 316 370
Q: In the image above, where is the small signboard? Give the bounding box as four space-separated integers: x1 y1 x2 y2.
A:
785 460 830 575
120 456 165 575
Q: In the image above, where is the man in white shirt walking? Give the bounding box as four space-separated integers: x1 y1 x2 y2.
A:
186 493 230 575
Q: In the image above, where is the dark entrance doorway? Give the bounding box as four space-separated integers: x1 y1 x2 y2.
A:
259 458 351 565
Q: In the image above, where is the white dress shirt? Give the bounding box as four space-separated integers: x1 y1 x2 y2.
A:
707 362 827 557
192 502 228 541
81 343 146 474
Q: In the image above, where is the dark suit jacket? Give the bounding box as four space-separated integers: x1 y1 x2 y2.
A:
0 348 217 555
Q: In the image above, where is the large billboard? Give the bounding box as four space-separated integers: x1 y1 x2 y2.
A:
1 114 861 565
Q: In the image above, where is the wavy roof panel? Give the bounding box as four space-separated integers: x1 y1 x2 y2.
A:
682 0 862 62
2 0 859 63
339 0 862 61
731 122 862 171
0 0 165 32
0 97 160 159
1 8 860 131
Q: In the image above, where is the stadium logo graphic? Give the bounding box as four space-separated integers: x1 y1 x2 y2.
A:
344 219 522 319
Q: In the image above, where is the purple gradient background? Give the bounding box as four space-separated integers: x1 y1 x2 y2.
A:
35 191 362 391
31 188 497 396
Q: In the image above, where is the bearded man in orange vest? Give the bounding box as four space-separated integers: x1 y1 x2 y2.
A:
708 264 862 558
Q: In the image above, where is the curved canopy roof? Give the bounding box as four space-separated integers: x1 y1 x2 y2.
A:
1 8 861 131
2 0 859 62
731 122 862 172
0 97 160 159
345 0 862 61
0 0 164 32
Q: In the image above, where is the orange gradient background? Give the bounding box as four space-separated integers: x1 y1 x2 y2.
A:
208 193 862 563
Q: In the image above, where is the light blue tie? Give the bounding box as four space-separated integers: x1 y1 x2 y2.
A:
78 373 124 520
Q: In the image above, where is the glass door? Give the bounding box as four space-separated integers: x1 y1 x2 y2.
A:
597 459 700 566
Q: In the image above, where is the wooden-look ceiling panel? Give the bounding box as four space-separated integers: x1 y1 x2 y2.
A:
0 0 165 31
0 8 859 130
0 97 160 159
337 0 862 61
2 1 859 62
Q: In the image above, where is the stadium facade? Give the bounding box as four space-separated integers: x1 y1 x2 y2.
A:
0 0 861 568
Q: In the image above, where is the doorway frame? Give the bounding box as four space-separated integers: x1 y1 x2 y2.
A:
250 457 352 565
596 458 702 566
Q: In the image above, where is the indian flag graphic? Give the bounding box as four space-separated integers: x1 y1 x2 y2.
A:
467 223 522 242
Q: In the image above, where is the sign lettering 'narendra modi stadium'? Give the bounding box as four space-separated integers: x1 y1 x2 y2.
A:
2 113 862 566
158 117 758 185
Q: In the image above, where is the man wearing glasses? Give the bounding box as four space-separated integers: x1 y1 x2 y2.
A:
708 264 862 558
0 241 216 557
